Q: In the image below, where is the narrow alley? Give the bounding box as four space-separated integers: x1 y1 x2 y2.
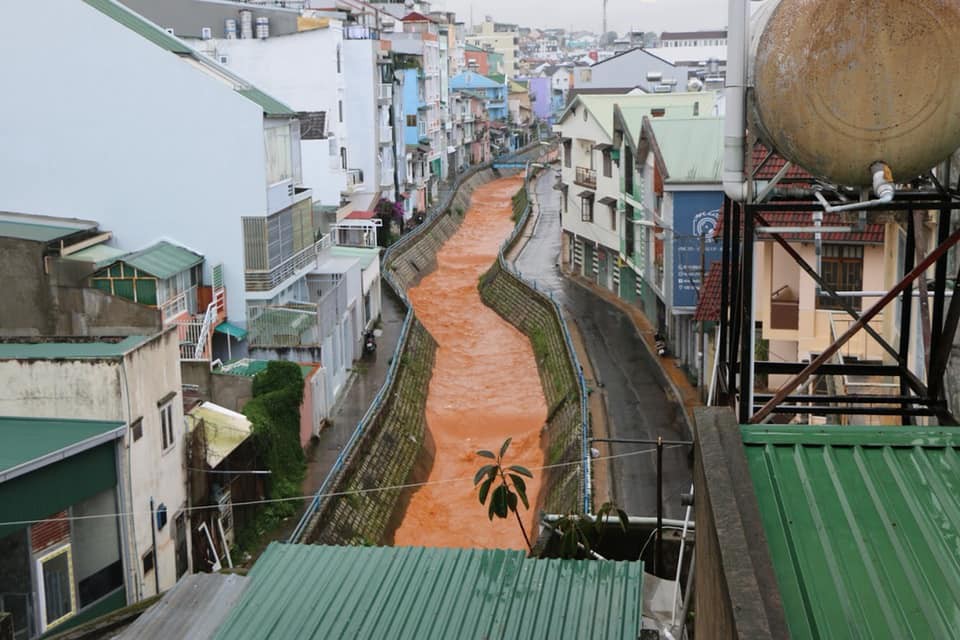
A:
513 169 691 519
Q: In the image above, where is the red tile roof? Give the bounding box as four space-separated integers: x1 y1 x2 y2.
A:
751 144 814 181
714 208 885 244
401 11 433 22
346 210 375 220
694 262 724 322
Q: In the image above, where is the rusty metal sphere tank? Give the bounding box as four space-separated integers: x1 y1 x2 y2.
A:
749 0 960 186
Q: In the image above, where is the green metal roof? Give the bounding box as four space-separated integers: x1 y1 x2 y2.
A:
647 117 723 184
237 88 297 117
114 240 203 280
0 335 150 360
61 243 127 267
215 544 643 640
743 425 960 640
82 0 193 54
216 359 313 379
214 321 248 341
0 417 125 482
0 219 94 242
331 246 379 270
83 0 295 117
561 93 713 140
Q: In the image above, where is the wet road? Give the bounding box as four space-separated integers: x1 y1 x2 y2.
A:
394 176 547 549
512 170 691 519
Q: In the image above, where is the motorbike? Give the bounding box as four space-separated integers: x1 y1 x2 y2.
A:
654 332 668 357
364 330 377 355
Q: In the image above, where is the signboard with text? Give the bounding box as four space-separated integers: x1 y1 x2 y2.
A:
672 191 723 309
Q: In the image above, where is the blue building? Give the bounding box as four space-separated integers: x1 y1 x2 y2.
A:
450 71 507 122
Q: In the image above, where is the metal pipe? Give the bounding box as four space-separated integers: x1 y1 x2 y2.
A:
671 485 694 627
722 0 749 201
656 436 664 576
813 163 895 213
670 555 696 640
149 497 160 595
591 438 692 446
541 514 695 529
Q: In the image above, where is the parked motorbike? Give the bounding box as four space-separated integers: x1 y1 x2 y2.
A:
364 330 377 355
654 332 668 357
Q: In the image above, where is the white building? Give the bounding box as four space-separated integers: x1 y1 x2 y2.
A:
0 330 191 601
554 93 715 293
466 17 519 79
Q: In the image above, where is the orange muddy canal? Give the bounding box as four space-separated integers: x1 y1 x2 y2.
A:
393 175 547 549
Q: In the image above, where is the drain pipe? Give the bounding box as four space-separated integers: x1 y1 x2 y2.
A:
723 0 749 202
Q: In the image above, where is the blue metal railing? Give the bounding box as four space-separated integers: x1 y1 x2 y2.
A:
288 141 551 544
494 153 592 514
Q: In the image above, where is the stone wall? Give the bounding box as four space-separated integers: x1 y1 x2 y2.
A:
308 320 436 545
478 258 584 515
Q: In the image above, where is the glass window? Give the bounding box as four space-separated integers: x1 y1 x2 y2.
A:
0 531 32 638
37 545 75 631
581 197 594 222
818 244 864 310
160 402 174 451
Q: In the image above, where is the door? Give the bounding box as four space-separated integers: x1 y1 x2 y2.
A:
174 513 188 580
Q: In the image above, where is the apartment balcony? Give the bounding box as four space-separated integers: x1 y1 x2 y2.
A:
377 83 393 102
244 236 332 293
345 168 364 191
575 166 597 189
159 285 198 323
379 125 392 144
344 25 380 40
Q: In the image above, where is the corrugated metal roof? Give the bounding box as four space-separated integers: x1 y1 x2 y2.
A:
61 243 127 267
331 246 378 270
236 88 296 117
214 544 644 640
743 425 960 640
118 573 250 640
0 335 150 360
187 402 252 468
565 93 713 139
0 417 125 481
82 0 193 54
116 240 203 280
648 117 723 184
82 0 295 117
216 359 314 379
0 213 96 242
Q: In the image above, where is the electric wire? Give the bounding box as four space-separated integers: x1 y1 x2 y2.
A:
0 443 690 527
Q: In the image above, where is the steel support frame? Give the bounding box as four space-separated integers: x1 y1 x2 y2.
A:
721 193 960 426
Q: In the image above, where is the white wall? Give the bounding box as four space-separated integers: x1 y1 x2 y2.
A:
192 26 349 207
555 106 620 253
0 1 269 323
0 330 189 599
344 39 380 196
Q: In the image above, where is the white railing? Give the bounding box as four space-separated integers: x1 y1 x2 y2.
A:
377 83 393 101
248 303 320 349
160 285 196 322
244 236 332 292
331 220 380 249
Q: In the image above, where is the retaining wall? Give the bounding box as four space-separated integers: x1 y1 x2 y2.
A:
478 252 585 515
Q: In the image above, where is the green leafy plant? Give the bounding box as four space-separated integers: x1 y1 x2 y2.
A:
474 438 534 552
552 502 629 559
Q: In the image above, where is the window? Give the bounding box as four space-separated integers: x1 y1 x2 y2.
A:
651 108 666 118
581 196 594 222
610 205 617 231
37 545 75 631
336 45 341 73
602 149 612 178
563 139 572 168
264 124 293 185
340 147 348 170
131 417 143 442
160 401 174 451
818 245 864 310
406 114 417 127
693 101 700 116
338 100 344 123
142 550 154 576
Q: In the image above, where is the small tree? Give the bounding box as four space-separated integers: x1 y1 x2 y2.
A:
552 502 629 559
474 438 534 551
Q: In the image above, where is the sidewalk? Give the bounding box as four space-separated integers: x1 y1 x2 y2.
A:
566 274 703 432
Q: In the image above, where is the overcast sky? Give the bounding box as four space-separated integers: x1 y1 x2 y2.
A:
431 0 728 35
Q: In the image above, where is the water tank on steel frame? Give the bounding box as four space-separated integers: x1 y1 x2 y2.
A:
749 0 960 186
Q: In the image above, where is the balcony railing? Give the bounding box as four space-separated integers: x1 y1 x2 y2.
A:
377 83 393 101
575 166 597 189
244 236 332 293
344 25 380 40
159 285 197 322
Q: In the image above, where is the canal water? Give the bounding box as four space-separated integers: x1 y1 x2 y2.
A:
393 175 548 549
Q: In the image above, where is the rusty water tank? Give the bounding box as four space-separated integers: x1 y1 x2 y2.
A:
749 0 960 186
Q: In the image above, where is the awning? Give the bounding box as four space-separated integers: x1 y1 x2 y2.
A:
187 402 253 469
578 190 595 199
215 322 248 340
598 196 618 206
593 142 613 151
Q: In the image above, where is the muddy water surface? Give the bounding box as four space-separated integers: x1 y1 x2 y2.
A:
393 176 547 549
